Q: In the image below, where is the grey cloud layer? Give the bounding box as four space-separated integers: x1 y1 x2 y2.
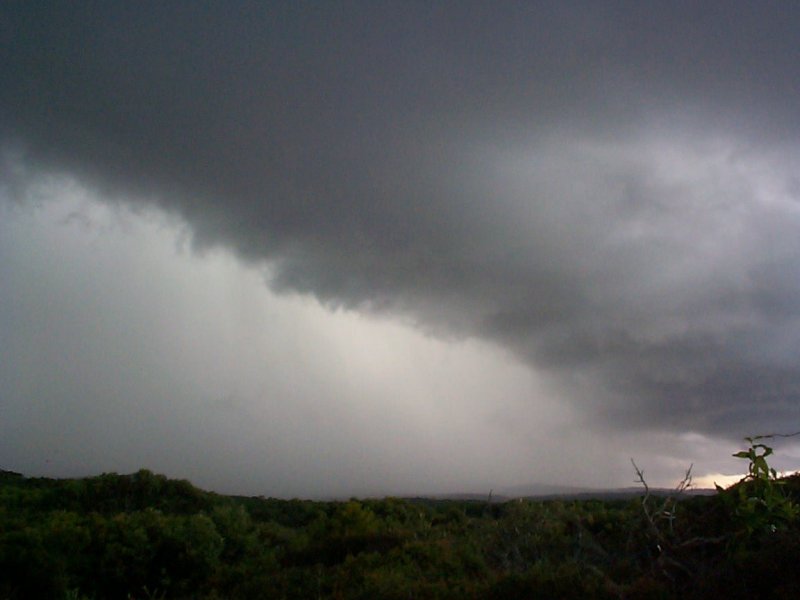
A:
3 2 800 437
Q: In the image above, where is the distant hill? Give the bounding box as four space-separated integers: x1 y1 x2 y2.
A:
499 483 715 501
409 483 715 503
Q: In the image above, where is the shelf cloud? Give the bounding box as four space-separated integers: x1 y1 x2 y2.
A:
3 2 800 493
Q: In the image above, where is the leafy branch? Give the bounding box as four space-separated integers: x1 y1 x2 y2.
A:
721 433 800 537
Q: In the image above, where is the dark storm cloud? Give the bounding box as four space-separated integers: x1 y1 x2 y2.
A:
3 1 800 437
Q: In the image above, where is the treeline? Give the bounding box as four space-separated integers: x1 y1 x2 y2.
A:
1 468 799 599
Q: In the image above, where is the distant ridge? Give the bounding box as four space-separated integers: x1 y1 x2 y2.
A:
416 483 715 503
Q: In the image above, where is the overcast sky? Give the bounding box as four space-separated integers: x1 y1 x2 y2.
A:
2 2 800 497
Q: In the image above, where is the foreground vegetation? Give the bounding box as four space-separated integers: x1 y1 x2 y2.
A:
1 444 799 599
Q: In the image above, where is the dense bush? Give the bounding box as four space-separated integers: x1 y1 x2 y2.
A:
0 446 798 599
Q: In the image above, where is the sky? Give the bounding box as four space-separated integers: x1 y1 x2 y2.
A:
2 2 800 498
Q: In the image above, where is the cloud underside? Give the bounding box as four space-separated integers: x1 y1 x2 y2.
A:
3 3 800 438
